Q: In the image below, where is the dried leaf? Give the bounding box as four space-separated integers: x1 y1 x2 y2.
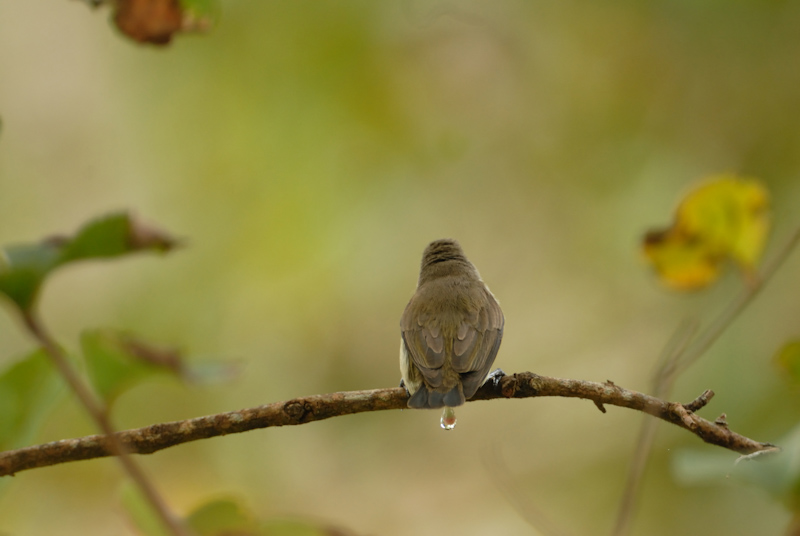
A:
122 337 184 374
113 0 183 45
110 0 219 45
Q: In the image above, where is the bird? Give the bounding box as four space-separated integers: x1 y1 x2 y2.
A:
400 238 504 427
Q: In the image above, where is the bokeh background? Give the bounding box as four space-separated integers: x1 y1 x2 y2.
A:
2 1 800 535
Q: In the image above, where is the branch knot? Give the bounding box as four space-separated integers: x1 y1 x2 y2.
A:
283 401 307 422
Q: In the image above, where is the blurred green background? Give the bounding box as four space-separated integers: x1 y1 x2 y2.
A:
2 1 800 534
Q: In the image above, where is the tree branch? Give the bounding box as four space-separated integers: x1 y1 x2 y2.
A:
0 372 777 477
611 225 800 536
20 311 192 536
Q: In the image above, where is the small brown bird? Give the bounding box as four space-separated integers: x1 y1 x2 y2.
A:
400 239 504 425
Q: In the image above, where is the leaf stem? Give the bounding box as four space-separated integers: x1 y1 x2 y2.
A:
20 310 192 536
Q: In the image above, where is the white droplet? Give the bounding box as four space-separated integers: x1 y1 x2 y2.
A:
440 407 457 430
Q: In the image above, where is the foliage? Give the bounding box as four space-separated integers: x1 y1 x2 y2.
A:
3 2 800 534
0 349 63 453
124 490 339 536
642 175 770 290
0 212 177 312
776 341 800 387
673 423 800 512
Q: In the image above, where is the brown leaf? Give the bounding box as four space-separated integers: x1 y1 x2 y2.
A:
113 0 183 45
121 335 184 375
126 214 182 252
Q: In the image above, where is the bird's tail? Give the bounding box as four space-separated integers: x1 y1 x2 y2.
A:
407 384 465 409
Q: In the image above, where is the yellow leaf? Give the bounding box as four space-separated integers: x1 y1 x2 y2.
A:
642 228 722 290
642 175 770 290
676 175 770 270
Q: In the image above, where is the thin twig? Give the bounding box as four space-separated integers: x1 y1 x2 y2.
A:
610 319 697 536
675 226 800 377
0 372 777 477
19 311 192 536
611 225 800 536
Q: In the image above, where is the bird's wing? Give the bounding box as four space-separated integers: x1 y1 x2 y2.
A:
401 288 504 395
451 291 504 398
401 312 446 388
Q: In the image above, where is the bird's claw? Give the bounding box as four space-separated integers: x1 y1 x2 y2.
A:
399 378 411 396
488 368 506 388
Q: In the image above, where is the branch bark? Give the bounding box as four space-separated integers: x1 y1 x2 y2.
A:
0 372 777 477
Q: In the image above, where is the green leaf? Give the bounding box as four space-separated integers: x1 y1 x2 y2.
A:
0 212 178 313
0 241 63 311
120 484 170 536
123 492 259 536
0 349 64 452
58 212 178 263
261 520 332 536
671 449 742 486
672 423 800 509
82 327 238 408
186 498 259 536
58 213 139 262
185 499 337 536
179 0 221 30
81 329 183 407
122 489 344 536
775 341 800 386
